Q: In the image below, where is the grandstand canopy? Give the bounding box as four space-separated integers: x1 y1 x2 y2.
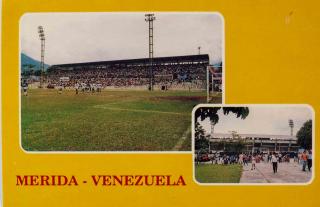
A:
212 133 297 141
48 54 209 71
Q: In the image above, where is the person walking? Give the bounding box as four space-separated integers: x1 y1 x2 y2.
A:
238 153 244 165
307 150 312 171
268 153 272 163
251 154 256 170
271 152 278 173
244 154 249 166
301 150 308 171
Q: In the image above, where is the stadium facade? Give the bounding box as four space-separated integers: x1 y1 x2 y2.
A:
209 133 299 153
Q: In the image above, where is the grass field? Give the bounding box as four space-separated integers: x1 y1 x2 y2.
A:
195 164 242 183
21 89 222 151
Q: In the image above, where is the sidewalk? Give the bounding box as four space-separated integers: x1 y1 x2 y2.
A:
240 161 312 183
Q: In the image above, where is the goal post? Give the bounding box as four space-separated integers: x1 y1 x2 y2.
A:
206 65 222 103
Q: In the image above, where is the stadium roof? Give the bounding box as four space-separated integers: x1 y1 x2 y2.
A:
211 133 297 140
49 54 209 69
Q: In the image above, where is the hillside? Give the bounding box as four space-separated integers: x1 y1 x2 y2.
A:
21 53 50 72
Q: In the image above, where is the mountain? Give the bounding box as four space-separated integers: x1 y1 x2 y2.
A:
213 62 222 67
21 53 50 72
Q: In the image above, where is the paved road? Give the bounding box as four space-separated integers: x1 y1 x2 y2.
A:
240 161 312 183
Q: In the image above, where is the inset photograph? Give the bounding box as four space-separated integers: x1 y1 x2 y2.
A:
20 12 223 151
193 105 314 184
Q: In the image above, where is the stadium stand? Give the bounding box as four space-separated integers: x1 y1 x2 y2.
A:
46 54 212 90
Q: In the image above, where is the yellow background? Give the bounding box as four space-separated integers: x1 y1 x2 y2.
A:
2 0 320 206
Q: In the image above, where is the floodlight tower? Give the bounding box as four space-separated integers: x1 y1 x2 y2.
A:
198 46 201 55
289 119 294 136
145 14 156 91
38 26 45 88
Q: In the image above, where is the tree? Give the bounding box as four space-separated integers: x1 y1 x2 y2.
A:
194 107 249 153
194 122 209 151
34 70 43 76
194 107 249 124
22 64 36 76
297 120 312 149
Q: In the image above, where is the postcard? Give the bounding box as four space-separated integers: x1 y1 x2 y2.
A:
1 0 319 207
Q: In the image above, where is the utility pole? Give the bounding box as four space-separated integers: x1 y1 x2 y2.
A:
38 26 45 88
145 14 155 91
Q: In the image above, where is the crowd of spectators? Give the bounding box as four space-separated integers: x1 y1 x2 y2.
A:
196 150 312 174
46 63 208 89
195 152 297 165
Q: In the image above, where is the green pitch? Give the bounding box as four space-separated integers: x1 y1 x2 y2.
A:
21 89 221 151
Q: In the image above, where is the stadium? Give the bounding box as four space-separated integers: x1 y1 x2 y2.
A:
209 133 299 153
20 13 223 151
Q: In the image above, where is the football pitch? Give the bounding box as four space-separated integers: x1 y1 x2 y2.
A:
21 89 222 151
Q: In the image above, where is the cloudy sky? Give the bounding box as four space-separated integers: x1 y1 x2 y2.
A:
199 106 313 136
20 12 223 65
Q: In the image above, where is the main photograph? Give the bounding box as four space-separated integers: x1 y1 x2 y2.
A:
20 12 223 151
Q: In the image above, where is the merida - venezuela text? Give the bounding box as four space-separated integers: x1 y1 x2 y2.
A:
16 175 186 186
